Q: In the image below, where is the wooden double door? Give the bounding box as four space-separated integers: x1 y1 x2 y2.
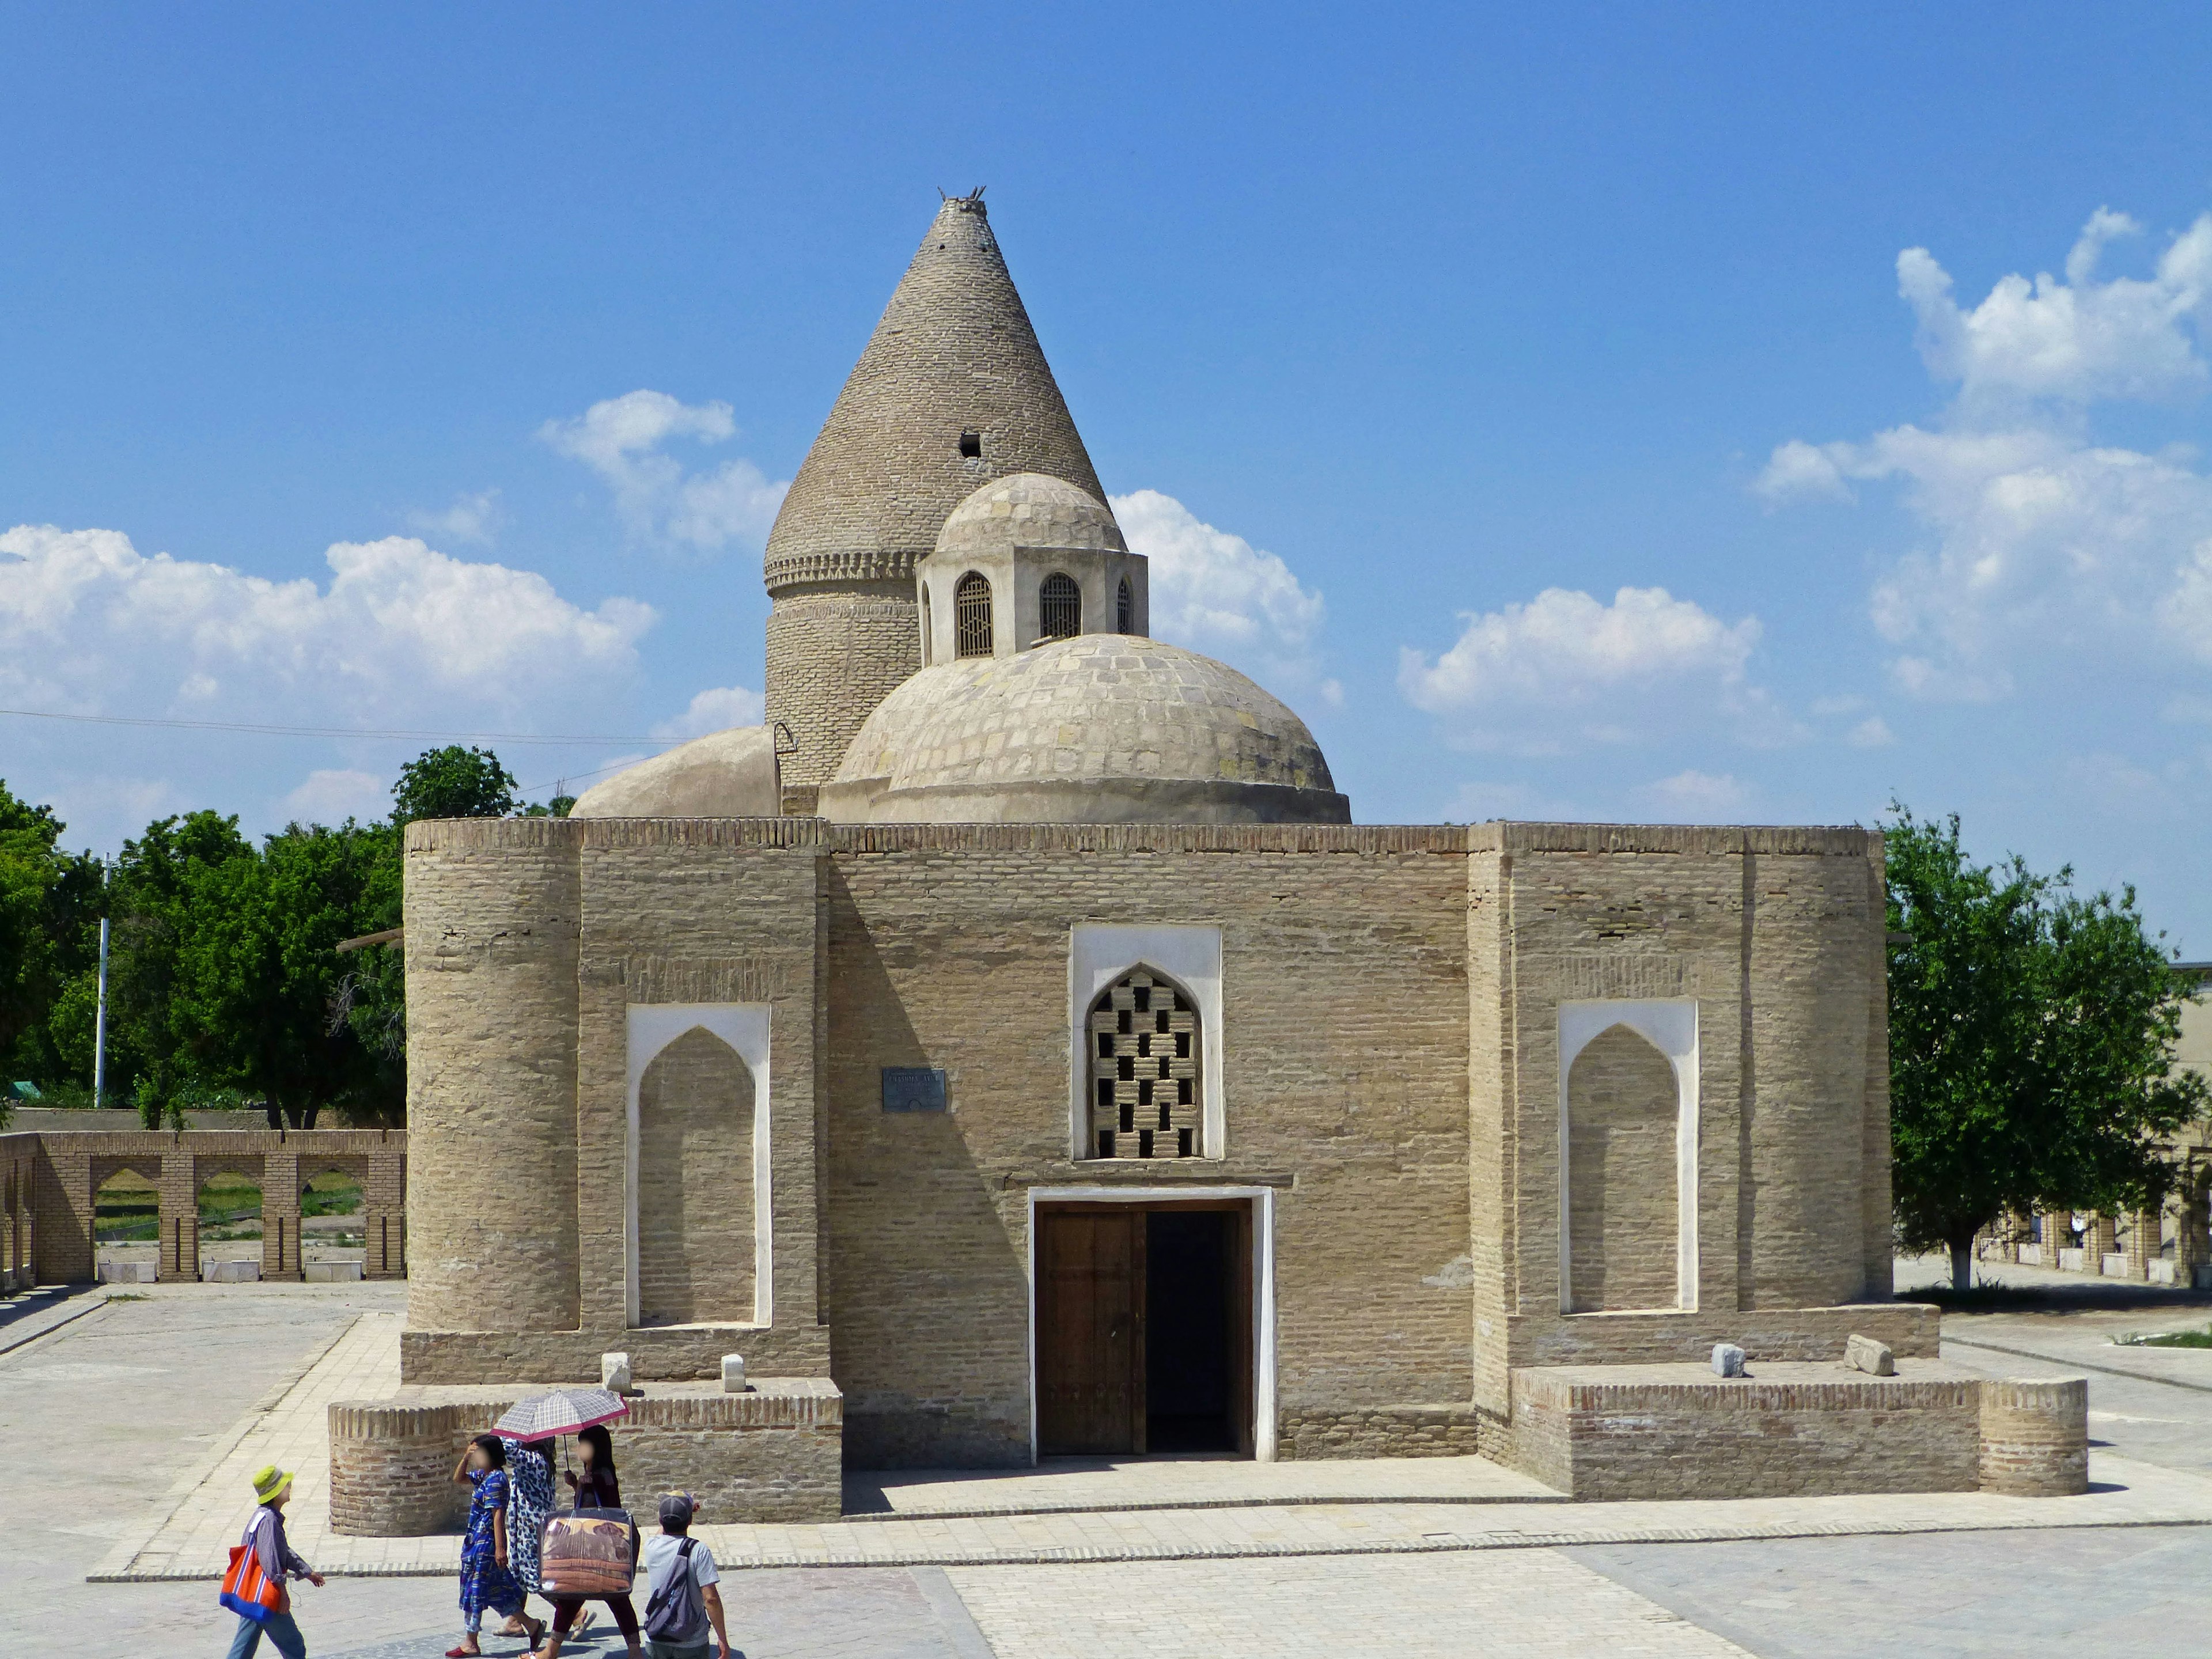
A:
1036 1200 1253 1457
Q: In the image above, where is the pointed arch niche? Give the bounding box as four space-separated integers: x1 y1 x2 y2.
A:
626 1003 771 1329
1557 999 1698 1315
1070 925 1224 1160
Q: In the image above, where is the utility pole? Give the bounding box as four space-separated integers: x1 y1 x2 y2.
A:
93 863 111 1109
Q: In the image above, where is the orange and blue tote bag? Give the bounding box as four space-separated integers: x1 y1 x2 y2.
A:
221 1522 283 1622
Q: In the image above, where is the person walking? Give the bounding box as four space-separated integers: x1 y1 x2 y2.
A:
638 1493 734 1659
533 1423 642 1659
222 1464 323 1659
495 1434 558 1641
450 1434 544 1657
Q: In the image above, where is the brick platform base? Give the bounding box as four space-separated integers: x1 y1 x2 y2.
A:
1508 1359 2088 1501
329 1377 842 1534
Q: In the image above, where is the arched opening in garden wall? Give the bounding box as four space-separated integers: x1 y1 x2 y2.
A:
301 1167 367 1271
93 1165 160 1279
196 1168 263 1280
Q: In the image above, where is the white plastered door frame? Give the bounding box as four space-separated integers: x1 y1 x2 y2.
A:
1556 998 1699 1316
625 1002 773 1329
1024 1184 1278 1464
1067 924 1225 1159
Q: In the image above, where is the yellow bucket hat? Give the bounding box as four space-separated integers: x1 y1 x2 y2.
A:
252 1465 293 1504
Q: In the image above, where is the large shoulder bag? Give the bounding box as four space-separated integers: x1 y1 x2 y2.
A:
539 1506 637 1599
219 1519 287 1622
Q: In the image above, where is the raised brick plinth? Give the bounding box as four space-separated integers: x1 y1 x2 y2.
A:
1509 1360 2090 1501
1978 1376 2089 1496
328 1377 842 1535
400 1324 832 1385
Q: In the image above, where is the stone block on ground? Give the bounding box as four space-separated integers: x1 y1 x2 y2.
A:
305 1260 364 1282
601 1351 632 1392
1711 1343 1747 1377
202 1259 260 1283
1844 1334 1895 1376
722 1353 748 1392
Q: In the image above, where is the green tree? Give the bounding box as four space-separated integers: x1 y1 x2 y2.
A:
1886 808 2207 1289
0 781 104 1095
104 811 256 1126
392 745 517 825
170 820 402 1128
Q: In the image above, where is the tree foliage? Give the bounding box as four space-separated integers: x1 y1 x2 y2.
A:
392 745 517 825
1886 806 2207 1287
2 744 523 1128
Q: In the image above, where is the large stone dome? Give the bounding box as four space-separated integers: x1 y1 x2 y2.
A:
820 635 1350 825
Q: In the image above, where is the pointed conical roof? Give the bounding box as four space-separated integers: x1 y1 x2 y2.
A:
762 195 1106 593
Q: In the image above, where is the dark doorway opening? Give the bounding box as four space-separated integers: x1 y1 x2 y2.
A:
1146 1210 1233 1451
1035 1200 1252 1459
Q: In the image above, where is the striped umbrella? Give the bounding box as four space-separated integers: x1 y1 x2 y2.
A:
494 1388 630 1439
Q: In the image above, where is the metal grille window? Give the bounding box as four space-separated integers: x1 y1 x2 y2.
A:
1086 967 1201 1159
1116 577 1134 634
955 572 994 658
1039 573 1081 640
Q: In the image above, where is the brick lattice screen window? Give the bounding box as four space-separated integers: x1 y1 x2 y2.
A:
1087 967 1202 1158
955 571 993 658
1039 571 1081 639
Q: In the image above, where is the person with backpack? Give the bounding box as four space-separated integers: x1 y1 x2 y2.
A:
220 1464 324 1658
638 1492 733 1659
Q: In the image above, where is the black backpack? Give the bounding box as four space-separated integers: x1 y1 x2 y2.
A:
641 1537 707 1644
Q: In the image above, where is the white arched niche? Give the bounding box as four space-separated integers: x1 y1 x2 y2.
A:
1556 998 1699 1315
1069 925 1224 1159
626 1002 772 1328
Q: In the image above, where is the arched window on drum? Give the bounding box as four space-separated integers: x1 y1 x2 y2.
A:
955 572 994 658
1086 967 1201 1158
1115 577 1134 634
1039 572 1081 640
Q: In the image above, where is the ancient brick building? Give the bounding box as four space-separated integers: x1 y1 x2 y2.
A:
382 194 2084 1514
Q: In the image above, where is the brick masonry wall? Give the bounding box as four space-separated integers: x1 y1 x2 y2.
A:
401 819 1902 1484
1565 1025 1679 1312
823 825 1473 1467
1483 824 1892 1414
399 1323 831 1385
1278 1404 1504 1461
764 583 923 789
1510 1361 1984 1500
329 1380 842 1534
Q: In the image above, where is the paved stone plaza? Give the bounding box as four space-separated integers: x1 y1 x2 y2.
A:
7 1274 2212 1656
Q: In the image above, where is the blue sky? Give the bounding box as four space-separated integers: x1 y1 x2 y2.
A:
5 6 2212 948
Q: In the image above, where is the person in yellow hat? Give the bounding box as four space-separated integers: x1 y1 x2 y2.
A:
224 1464 324 1658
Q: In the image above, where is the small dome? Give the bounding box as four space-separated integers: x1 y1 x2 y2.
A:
934 473 1127 559
821 635 1349 825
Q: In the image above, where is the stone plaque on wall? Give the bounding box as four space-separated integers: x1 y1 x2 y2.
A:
881 1068 948 1113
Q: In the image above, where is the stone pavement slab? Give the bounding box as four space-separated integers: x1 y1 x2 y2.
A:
844 1451 1562 1517
946 1549 1756 1658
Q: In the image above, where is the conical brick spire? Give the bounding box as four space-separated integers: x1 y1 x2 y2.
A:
763 194 1107 797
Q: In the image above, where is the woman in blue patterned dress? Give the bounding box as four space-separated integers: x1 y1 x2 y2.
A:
448 1434 544 1657
494 1435 556 1639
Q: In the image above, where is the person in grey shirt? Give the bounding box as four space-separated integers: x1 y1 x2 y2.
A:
637 1493 733 1659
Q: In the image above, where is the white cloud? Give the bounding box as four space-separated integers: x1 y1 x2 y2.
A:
539 389 788 553
407 487 503 547
652 684 766 741
0 524 655 725
1760 205 2212 701
1897 209 2212 407
1846 715 1896 749
1633 769 1757 820
1396 585 1779 752
1111 490 1327 684
283 768 387 824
